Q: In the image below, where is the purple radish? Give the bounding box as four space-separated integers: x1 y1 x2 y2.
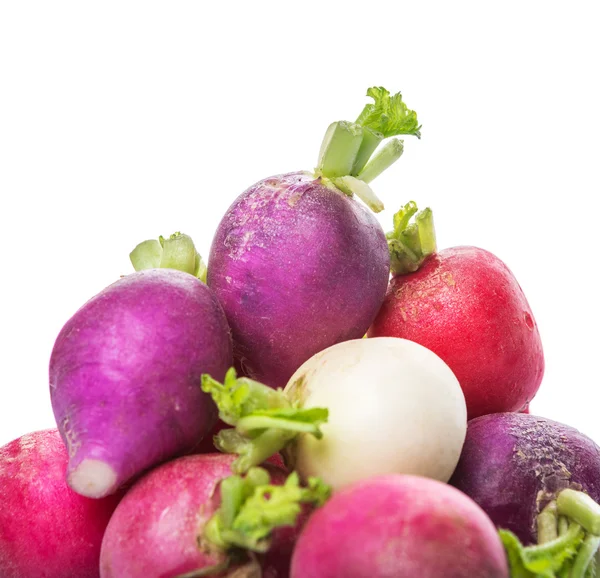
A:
50 266 232 498
449 412 600 545
208 87 421 388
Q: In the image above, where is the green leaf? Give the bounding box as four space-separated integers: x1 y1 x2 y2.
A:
356 87 421 139
201 368 289 426
203 368 330 473
204 469 331 554
500 523 585 578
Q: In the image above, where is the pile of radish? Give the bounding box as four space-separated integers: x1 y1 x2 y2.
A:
1 87 599 578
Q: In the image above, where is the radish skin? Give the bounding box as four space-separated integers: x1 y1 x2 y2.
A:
369 246 544 419
0 429 121 578
49 268 232 498
290 474 509 578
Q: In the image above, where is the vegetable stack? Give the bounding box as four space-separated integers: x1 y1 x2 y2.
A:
0 87 597 578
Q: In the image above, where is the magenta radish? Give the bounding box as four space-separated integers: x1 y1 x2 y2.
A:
207 87 421 388
202 337 467 491
0 429 121 578
368 202 544 419
50 265 232 498
290 474 509 578
99 453 328 578
449 412 600 546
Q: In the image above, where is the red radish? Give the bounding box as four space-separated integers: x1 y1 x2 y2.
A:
368 202 544 419
290 474 509 578
50 267 232 499
0 429 121 578
100 453 328 578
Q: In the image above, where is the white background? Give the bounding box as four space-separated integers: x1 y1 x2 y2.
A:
0 2 598 447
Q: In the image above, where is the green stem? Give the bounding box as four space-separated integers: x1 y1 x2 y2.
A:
350 127 383 176
387 202 437 275
572 535 600 578
216 428 297 475
316 121 364 178
331 176 384 213
130 232 207 280
559 516 570 536
524 522 583 559
558 490 600 536
356 138 404 183
538 501 559 544
202 368 328 473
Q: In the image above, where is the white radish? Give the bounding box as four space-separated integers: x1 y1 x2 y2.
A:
202 336 467 491
284 337 467 489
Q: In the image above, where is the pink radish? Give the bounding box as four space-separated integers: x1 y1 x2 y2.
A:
100 453 328 577
0 429 121 578
290 474 509 578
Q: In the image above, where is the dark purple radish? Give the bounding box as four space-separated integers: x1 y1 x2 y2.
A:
50 237 232 498
100 453 329 578
208 87 421 388
449 412 600 546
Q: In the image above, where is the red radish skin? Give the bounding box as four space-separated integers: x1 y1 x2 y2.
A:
290 474 509 578
368 246 544 419
208 171 390 389
0 429 121 578
100 453 301 578
50 269 233 498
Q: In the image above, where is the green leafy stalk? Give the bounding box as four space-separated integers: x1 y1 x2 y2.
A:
557 490 600 536
356 138 404 184
387 201 437 275
571 535 600 578
316 121 364 179
130 231 207 282
204 469 331 554
332 176 384 213
350 127 383 176
500 490 600 578
538 502 559 544
201 368 329 474
314 87 420 213
500 523 584 577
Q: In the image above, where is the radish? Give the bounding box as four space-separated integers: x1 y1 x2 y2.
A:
50 254 233 498
203 336 467 491
0 429 121 578
99 453 329 577
368 202 545 419
290 474 509 578
449 413 600 547
207 87 421 389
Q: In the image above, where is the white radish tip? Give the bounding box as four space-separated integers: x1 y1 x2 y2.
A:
68 459 118 499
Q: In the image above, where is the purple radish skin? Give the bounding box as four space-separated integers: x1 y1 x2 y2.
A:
50 268 232 498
